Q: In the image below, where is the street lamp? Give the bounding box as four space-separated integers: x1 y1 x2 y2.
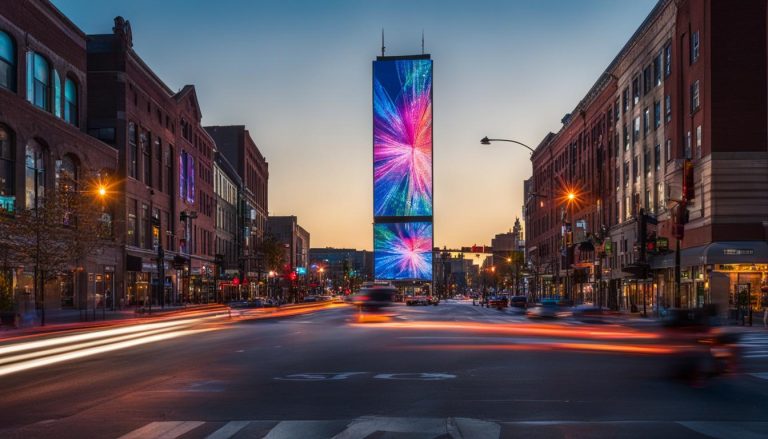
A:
480 137 536 154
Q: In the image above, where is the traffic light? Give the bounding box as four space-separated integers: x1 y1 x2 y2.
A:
673 202 689 240
683 160 695 201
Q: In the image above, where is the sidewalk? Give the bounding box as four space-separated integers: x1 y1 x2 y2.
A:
0 304 227 339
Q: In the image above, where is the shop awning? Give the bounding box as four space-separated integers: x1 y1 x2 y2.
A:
650 241 768 269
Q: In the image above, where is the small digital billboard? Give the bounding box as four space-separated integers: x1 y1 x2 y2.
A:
373 58 432 217
374 221 433 281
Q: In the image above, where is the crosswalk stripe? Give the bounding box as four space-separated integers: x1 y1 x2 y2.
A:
118 421 205 439
205 420 250 439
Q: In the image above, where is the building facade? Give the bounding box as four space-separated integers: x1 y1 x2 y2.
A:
0 0 120 318
213 150 242 300
525 0 768 317
205 125 269 286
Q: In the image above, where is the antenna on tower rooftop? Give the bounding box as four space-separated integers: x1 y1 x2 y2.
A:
421 29 425 54
381 28 386 57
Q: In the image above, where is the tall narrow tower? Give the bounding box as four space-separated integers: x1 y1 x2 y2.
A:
372 54 433 282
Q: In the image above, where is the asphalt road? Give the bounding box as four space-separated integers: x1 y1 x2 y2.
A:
1 301 767 438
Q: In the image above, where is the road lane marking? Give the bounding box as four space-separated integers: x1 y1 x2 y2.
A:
205 420 250 439
118 421 205 439
750 372 768 380
274 372 367 381
374 373 456 381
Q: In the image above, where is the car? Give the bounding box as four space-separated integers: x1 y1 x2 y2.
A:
509 296 527 309
486 296 508 310
571 305 613 323
405 295 431 306
427 295 439 306
350 286 397 310
526 299 570 319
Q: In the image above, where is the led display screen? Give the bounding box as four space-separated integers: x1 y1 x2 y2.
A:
374 222 433 281
373 59 432 217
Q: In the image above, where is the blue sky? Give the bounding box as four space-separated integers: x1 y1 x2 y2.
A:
54 0 657 250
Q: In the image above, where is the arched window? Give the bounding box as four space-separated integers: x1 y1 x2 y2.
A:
56 155 77 193
25 140 45 209
0 125 14 212
26 52 50 111
0 30 15 91
53 70 61 118
64 78 78 125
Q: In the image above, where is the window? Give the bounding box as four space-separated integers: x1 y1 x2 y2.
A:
664 95 672 123
653 52 662 86
696 125 702 159
691 80 700 112
645 190 651 211
141 203 149 249
55 155 77 192
664 44 672 77
643 108 650 136
0 31 15 91
654 144 661 170
685 131 692 159
25 140 45 209
26 52 50 111
127 199 137 246
657 182 664 211
653 100 661 129
613 99 620 122
0 125 14 211
644 149 651 175
623 161 629 187
632 75 640 105
632 155 639 182
128 122 138 179
624 196 631 220
64 78 78 126
141 131 151 185
53 70 61 118
643 65 652 94
154 137 161 190
691 31 700 63
632 117 640 143
622 88 629 113
666 139 672 162
165 144 173 195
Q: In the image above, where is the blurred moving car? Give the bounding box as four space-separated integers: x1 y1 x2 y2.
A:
227 298 266 309
350 286 397 310
571 304 613 323
526 299 570 319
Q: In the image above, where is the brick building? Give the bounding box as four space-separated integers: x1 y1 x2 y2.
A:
0 0 120 315
525 0 768 316
205 125 269 284
87 17 221 306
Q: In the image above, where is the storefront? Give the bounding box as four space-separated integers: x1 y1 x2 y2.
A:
650 241 768 318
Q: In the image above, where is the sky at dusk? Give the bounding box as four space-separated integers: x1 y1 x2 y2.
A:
53 0 657 250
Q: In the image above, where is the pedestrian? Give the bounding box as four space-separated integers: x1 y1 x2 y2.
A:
762 292 768 328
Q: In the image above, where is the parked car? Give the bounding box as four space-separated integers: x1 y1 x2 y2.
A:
406 295 431 306
571 304 613 323
427 295 439 306
509 296 527 309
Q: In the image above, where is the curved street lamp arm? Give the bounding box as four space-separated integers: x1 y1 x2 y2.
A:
480 137 536 154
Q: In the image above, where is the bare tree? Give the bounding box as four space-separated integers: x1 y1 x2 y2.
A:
0 185 110 325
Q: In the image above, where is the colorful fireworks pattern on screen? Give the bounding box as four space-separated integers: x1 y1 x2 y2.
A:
374 222 433 280
373 59 432 217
